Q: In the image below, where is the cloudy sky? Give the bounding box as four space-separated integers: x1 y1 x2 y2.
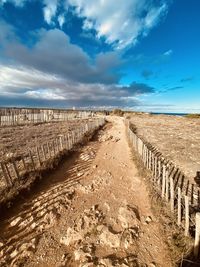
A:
0 0 200 112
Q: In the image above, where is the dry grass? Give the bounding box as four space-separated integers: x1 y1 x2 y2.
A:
129 114 200 181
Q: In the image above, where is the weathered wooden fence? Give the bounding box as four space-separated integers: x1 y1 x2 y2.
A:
0 117 105 192
126 119 200 258
0 108 94 126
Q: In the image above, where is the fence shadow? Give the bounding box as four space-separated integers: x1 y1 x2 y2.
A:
0 137 101 266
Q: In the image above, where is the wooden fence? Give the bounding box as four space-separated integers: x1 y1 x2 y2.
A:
0 117 105 192
126 120 200 258
0 108 94 126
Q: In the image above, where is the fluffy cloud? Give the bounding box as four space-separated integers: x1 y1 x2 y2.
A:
67 0 169 49
1 0 169 49
58 13 65 28
43 0 59 24
0 18 156 108
5 28 122 84
0 65 155 107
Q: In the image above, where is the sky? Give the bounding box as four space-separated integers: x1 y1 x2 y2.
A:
0 0 200 112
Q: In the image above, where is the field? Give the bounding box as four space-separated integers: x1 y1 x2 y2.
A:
0 119 89 162
0 112 199 266
129 114 200 181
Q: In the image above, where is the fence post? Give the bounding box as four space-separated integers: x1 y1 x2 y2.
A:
29 151 35 171
21 156 27 171
165 168 169 202
41 145 47 161
157 160 161 187
36 147 42 166
177 187 182 226
154 156 157 183
1 162 11 186
12 160 20 179
170 177 174 212
162 164 166 198
185 195 189 236
194 212 200 258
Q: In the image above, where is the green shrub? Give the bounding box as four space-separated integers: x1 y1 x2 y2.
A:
185 114 200 118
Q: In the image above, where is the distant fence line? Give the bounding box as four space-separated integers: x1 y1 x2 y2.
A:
125 119 200 258
0 117 105 197
0 108 95 126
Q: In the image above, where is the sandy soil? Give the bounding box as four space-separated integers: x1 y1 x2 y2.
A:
0 119 90 162
129 114 200 182
0 117 172 267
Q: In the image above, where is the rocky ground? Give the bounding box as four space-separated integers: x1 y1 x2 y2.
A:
0 117 173 267
129 114 200 182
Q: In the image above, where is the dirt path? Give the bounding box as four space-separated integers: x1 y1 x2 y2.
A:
0 117 172 267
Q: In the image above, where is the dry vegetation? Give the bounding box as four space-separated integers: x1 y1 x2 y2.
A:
129 113 200 182
0 119 89 162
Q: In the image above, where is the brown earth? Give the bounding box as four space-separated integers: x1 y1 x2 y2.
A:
0 117 173 267
129 114 200 182
0 119 91 162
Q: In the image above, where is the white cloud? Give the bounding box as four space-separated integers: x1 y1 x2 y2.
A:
1 0 169 49
0 65 153 107
163 49 173 56
25 89 66 100
0 0 26 7
6 28 123 85
58 13 65 28
67 0 169 49
43 0 59 24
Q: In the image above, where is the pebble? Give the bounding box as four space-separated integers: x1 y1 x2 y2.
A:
145 216 152 224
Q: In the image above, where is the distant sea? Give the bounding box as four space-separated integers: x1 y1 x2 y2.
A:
151 112 188 117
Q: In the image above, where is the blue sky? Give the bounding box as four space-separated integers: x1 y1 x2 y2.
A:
0 0 199 112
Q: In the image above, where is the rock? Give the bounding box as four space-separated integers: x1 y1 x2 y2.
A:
60 236 69 246
43 209 60 228
145 216 152 224
0 241 4 247
93 165 98 169
118 205 140 229
98 258 113 267
121 227 139 249
148 263 156 267
96 224 104 232
60 228 82 246
103 202 110 212
74 249 90 262
99 226 120 248
10 217 22 227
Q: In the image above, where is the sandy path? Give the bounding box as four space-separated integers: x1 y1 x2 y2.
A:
0 117 172 267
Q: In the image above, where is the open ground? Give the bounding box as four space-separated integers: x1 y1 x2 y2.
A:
0 116 177 267
129 114 200 182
